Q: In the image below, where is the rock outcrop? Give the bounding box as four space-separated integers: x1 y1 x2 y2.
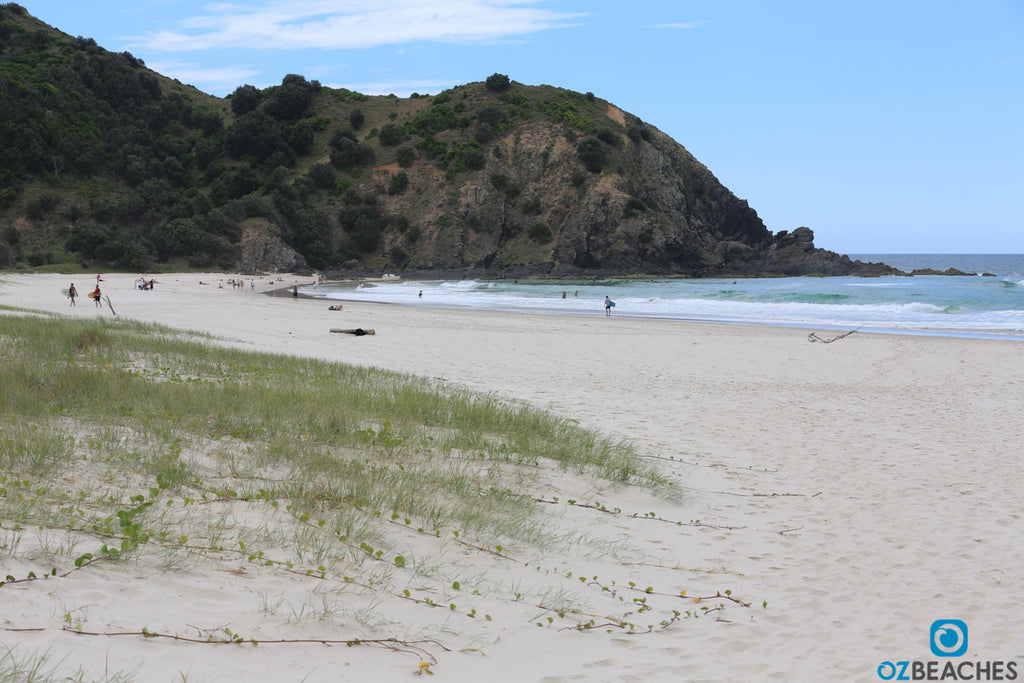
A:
724 227 898 276
237 219 309 275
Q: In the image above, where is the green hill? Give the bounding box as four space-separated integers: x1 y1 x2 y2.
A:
0 3 895 277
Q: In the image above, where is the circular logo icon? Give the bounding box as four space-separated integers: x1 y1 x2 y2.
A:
930 619 968 657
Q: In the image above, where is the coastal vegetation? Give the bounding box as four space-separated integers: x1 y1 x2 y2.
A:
0 311 760 673
0 313 668 549
0 4 893 278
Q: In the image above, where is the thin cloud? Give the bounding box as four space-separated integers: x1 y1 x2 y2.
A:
651 21 707 29
332 77 463 97
146 59 263 89
131 0 585 52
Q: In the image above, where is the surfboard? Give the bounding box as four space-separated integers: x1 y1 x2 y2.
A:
61 288 70 296
610 301 616 307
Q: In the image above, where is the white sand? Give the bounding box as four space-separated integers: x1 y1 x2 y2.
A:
2 272 1022 681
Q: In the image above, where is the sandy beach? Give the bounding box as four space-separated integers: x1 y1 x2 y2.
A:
2 272 1022 682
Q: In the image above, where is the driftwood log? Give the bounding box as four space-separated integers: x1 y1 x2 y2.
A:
808 329 856 343
330 328 375 336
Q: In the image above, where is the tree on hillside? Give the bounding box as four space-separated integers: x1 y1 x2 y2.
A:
485 73 511 92
329 137 375 169
396 145 416 168
230 84 262 116
224 111 286 161
264 74 318 121
308 163 335 189
378 123 404 146
288 120 314 154
577 137 607 173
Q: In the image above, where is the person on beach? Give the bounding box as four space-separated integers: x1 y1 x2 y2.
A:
293 284 299 299
604 296 612 317
93 285 102 307
69 283 77 306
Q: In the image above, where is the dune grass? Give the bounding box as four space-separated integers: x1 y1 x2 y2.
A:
1 314 673 571
0 313 768 682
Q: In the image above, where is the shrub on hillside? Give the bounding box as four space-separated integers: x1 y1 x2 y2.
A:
528 220 553 243
379 123 404 146
485 73 511 92
230 84 262 116
576 137 607 173
396 146 416 168
224 111 286 161
388 171 410 195
264 74 318 121
521 196 542 216
596 128 621 148
288 120 314 155
330 138 375 169
308 163 335 189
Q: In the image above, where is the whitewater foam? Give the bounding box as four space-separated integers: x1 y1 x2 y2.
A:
313 256 1024 338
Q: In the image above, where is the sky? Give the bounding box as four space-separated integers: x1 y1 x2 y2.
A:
25 1 1024 253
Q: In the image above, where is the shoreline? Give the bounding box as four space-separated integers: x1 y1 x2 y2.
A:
2 272 1022 680
302 271 1024 341
309 294 1024 342
299 290 1024 343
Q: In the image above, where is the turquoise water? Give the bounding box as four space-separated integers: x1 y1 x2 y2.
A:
311 255 1024 339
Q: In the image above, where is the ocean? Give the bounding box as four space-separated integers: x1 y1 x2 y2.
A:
310 254 1024 340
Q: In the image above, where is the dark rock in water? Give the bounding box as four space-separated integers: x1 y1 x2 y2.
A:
715 227 901 277
909 267 985 277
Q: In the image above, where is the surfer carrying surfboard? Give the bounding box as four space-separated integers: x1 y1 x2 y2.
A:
604 296 613 317
92 284 102 307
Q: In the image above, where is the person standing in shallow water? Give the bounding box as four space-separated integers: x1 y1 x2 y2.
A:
604 296 612 317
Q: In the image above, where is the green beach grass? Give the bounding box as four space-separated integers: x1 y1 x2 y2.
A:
0 310 769 681
1 312 675 585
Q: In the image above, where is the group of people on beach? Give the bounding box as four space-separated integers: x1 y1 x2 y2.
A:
223 278 254 291
66 275 618 318
68 282 102 307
